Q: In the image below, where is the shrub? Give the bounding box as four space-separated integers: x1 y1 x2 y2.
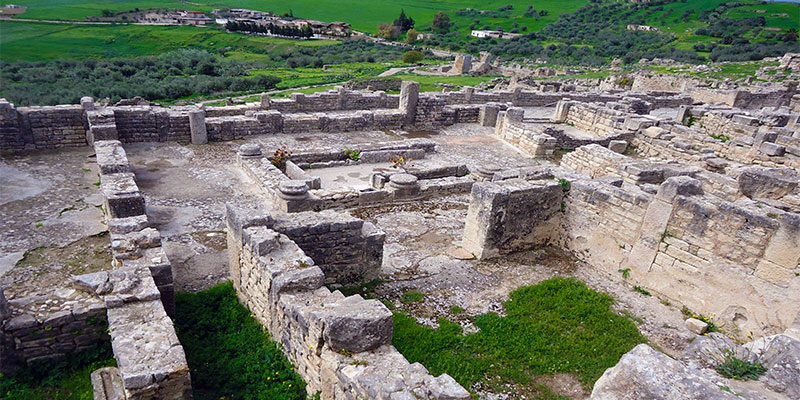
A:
402 50 424 64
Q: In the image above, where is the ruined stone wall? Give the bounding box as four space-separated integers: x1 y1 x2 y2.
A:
89 139 191 399
559 176 800 336
495 108 556 157
344 78 402 91
0 99 23 151
556 101 630 136
226 205 470 400
258 211 385 285
461 179 565 259
0 293 109 370
16 105 87 149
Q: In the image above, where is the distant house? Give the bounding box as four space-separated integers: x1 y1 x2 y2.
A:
626 24 659 32
471 30 521 39
176 10 213 25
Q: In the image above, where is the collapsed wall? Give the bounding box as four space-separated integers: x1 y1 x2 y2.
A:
226 205 470 400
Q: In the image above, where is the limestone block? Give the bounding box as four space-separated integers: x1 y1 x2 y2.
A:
608 140 628 154
188 110 207 145
91 367 126 400
590 344 738 400
321 297 393 353
479 104 500 127
656 176 704 203
101 173 145 219
738 167 798 200
388 173 421 200
94 140 130 174
685 318 708 335
761 142 786 156
399 81 419 126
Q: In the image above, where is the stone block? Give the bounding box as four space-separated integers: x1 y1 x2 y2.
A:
189 110 207 145
656 176 703 203
761 142 786 157
685 318 708 335
91 367 126 400
738 167 798 200
608 140 628 154
101 173 145 219
322 298 393 353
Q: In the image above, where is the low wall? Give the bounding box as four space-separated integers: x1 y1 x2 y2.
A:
89 139 191 399
0 86 693 152
494 108 556 157
226 205 470 400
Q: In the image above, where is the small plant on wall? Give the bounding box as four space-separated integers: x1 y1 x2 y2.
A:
344 147 360 162
272 146 292 170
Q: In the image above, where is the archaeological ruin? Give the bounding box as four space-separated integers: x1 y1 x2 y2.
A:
1 54 799 400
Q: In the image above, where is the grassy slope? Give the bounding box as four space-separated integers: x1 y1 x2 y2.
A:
8 0 591 34
0 21 334 61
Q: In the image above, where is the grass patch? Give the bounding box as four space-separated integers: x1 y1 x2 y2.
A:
392 277 646 392
632 286 651 296
715 353 766 381
400 290 426 304
0 343 115 400
174 282 306 400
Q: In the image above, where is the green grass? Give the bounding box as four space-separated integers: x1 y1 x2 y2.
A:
9 0 590 34
392 277 646 392
174 282 306 400
400 290 426 304
390 73 499 92
0 21 335 62
0 344 115 400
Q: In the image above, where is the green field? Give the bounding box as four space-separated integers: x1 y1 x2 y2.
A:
6 0 591 34
0 21 335 61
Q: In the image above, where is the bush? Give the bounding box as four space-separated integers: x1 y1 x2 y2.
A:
174 282 306 400
402 50 424 63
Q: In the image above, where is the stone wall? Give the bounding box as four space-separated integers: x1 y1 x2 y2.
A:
344 79 402 92
94 140 175 315
494 108 556 157
462 179 565 259
226 205 470 400
255 210 385 285
458 163 800 336
88 139 191 399
0 85 694 151
16 104 87 149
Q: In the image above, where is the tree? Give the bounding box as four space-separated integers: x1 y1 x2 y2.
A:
394 9 415 32
402 50 424 63
405 28 420 44
782 29 798 43
378 24 401 40
432 12 451 33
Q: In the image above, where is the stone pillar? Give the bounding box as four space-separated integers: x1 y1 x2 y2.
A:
278 180 310 213
387 173 420 200
676 105 692 125
260 93 271 109
464 87 475 103
454 55 472 74
479 104 500 127
475 164 501 181
188 110 207 145
81 96 95 111
399 81 419 127
238 144 263 159
553 100 571 123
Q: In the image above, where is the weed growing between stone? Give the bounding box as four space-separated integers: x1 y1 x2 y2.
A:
0 342 115 400
715 353 766 381
174 282 306 400
392 277 646 393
